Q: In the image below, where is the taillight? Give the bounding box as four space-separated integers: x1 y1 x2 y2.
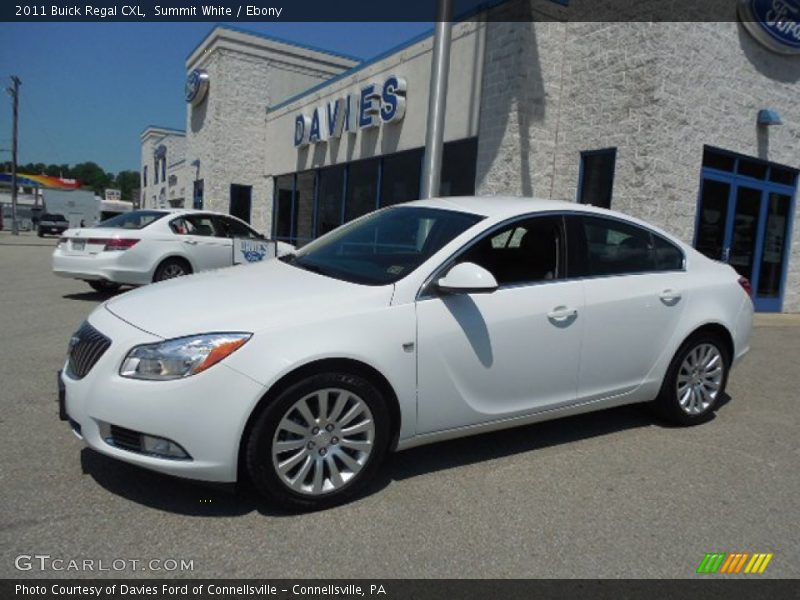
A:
87 238 140 251
738 276 753 297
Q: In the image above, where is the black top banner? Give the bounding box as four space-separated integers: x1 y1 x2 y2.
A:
0 0 776 22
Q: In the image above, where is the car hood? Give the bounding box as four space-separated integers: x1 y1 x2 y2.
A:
104 259 394 339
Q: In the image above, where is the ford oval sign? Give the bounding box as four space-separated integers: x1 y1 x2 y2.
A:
185 69 210 105
739 0 800 55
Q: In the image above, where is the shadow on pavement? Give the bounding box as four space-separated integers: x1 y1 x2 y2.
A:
78 395 731 517
62 289 126 302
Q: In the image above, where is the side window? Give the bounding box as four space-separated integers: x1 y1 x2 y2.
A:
581 216 656 276
182 214 218 237
458 216 563 286
216 216 261 239
169 217 191 235
653 234 684 271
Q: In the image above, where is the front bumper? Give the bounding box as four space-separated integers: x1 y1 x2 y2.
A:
52 250 153 285
61 306 266 482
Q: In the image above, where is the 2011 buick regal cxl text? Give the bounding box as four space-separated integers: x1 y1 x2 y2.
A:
59 197 753 510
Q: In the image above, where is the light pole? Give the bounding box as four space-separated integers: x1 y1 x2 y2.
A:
420 0 453 199
7 76 21 235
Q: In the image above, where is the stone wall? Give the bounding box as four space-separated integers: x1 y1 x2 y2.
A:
476 17 800 311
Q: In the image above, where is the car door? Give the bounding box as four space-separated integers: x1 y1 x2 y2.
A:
568 214 689 402
415 214 585 434
170 214 233 271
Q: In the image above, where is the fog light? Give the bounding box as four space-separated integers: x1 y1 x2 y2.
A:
142 434 190 459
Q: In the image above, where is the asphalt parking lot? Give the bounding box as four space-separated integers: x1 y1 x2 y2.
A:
1 230 798 579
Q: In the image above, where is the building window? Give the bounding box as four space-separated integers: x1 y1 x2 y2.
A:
316 165 345 238
345 158 380 223
161 157 167 183
578 148 617 209
273 174 295 242
143 166 148 187
440 138 478 197
273 137 478 244
230 184 252 224
193 179 204 210
295 170 316 243
381 148 423 207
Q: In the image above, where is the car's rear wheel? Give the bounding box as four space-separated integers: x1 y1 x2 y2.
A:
153 258 191 282
654 333 730 426
245 372 390 511
87 280 121 293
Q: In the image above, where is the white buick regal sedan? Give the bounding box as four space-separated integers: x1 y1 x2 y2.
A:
59 197 753 510
52 209 276 292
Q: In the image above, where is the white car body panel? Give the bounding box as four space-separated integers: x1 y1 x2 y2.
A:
60 196 753 483
416 279 585 433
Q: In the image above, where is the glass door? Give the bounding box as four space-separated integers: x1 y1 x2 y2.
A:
695 176 795 312
728 185 762 282
755 191 793 312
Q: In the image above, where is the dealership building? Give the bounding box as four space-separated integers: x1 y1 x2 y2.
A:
141 1 800 312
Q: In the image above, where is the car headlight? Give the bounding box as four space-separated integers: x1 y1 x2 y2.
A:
120 333 252 381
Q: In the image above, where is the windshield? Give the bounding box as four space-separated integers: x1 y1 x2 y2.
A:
42 214 67 222
282 206 484 285
98 210 167 229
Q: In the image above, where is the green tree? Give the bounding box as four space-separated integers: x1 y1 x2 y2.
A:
70 162 113 195
114 170 140 201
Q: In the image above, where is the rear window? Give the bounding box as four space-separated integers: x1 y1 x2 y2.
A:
98 210 166 230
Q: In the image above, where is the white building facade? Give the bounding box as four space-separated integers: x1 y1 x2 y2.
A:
142 3 800 312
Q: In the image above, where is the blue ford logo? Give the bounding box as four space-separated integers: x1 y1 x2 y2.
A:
185 69 210 105
740 0 800 55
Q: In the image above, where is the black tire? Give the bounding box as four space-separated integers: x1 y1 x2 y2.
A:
37 231 44 237
653 332 730 426
245 371 391 511
153 258 192 282
87 280 121 293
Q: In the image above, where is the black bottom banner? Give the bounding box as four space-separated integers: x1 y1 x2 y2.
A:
2 579 797 600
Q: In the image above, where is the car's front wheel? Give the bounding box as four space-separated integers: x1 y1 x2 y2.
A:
654 332 730 426
245 372 390 511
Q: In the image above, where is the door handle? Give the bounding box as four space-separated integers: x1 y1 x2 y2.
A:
547 306 578 322
659 289 682 304
183 239 199 245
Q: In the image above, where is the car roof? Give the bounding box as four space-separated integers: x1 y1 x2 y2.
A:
402 196 683 243
403 196 616 218
141 208 238 218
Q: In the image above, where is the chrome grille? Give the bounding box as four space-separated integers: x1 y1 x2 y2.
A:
66 322 111 379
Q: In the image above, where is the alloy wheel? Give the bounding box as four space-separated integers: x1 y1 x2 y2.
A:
676 343 724 415
271 388 375 496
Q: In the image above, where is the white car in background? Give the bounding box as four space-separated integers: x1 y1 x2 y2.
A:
52 209 290 292
59 197 753 511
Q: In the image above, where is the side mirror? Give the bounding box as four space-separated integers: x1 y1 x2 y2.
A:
437 262 498 294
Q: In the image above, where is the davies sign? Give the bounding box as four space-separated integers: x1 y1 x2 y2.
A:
294 76 407 148
739 0 800 55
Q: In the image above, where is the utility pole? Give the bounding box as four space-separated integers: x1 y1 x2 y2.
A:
8 76 21 235
420 0 453 199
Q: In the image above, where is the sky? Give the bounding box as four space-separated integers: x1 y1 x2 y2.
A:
0 22 432 175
